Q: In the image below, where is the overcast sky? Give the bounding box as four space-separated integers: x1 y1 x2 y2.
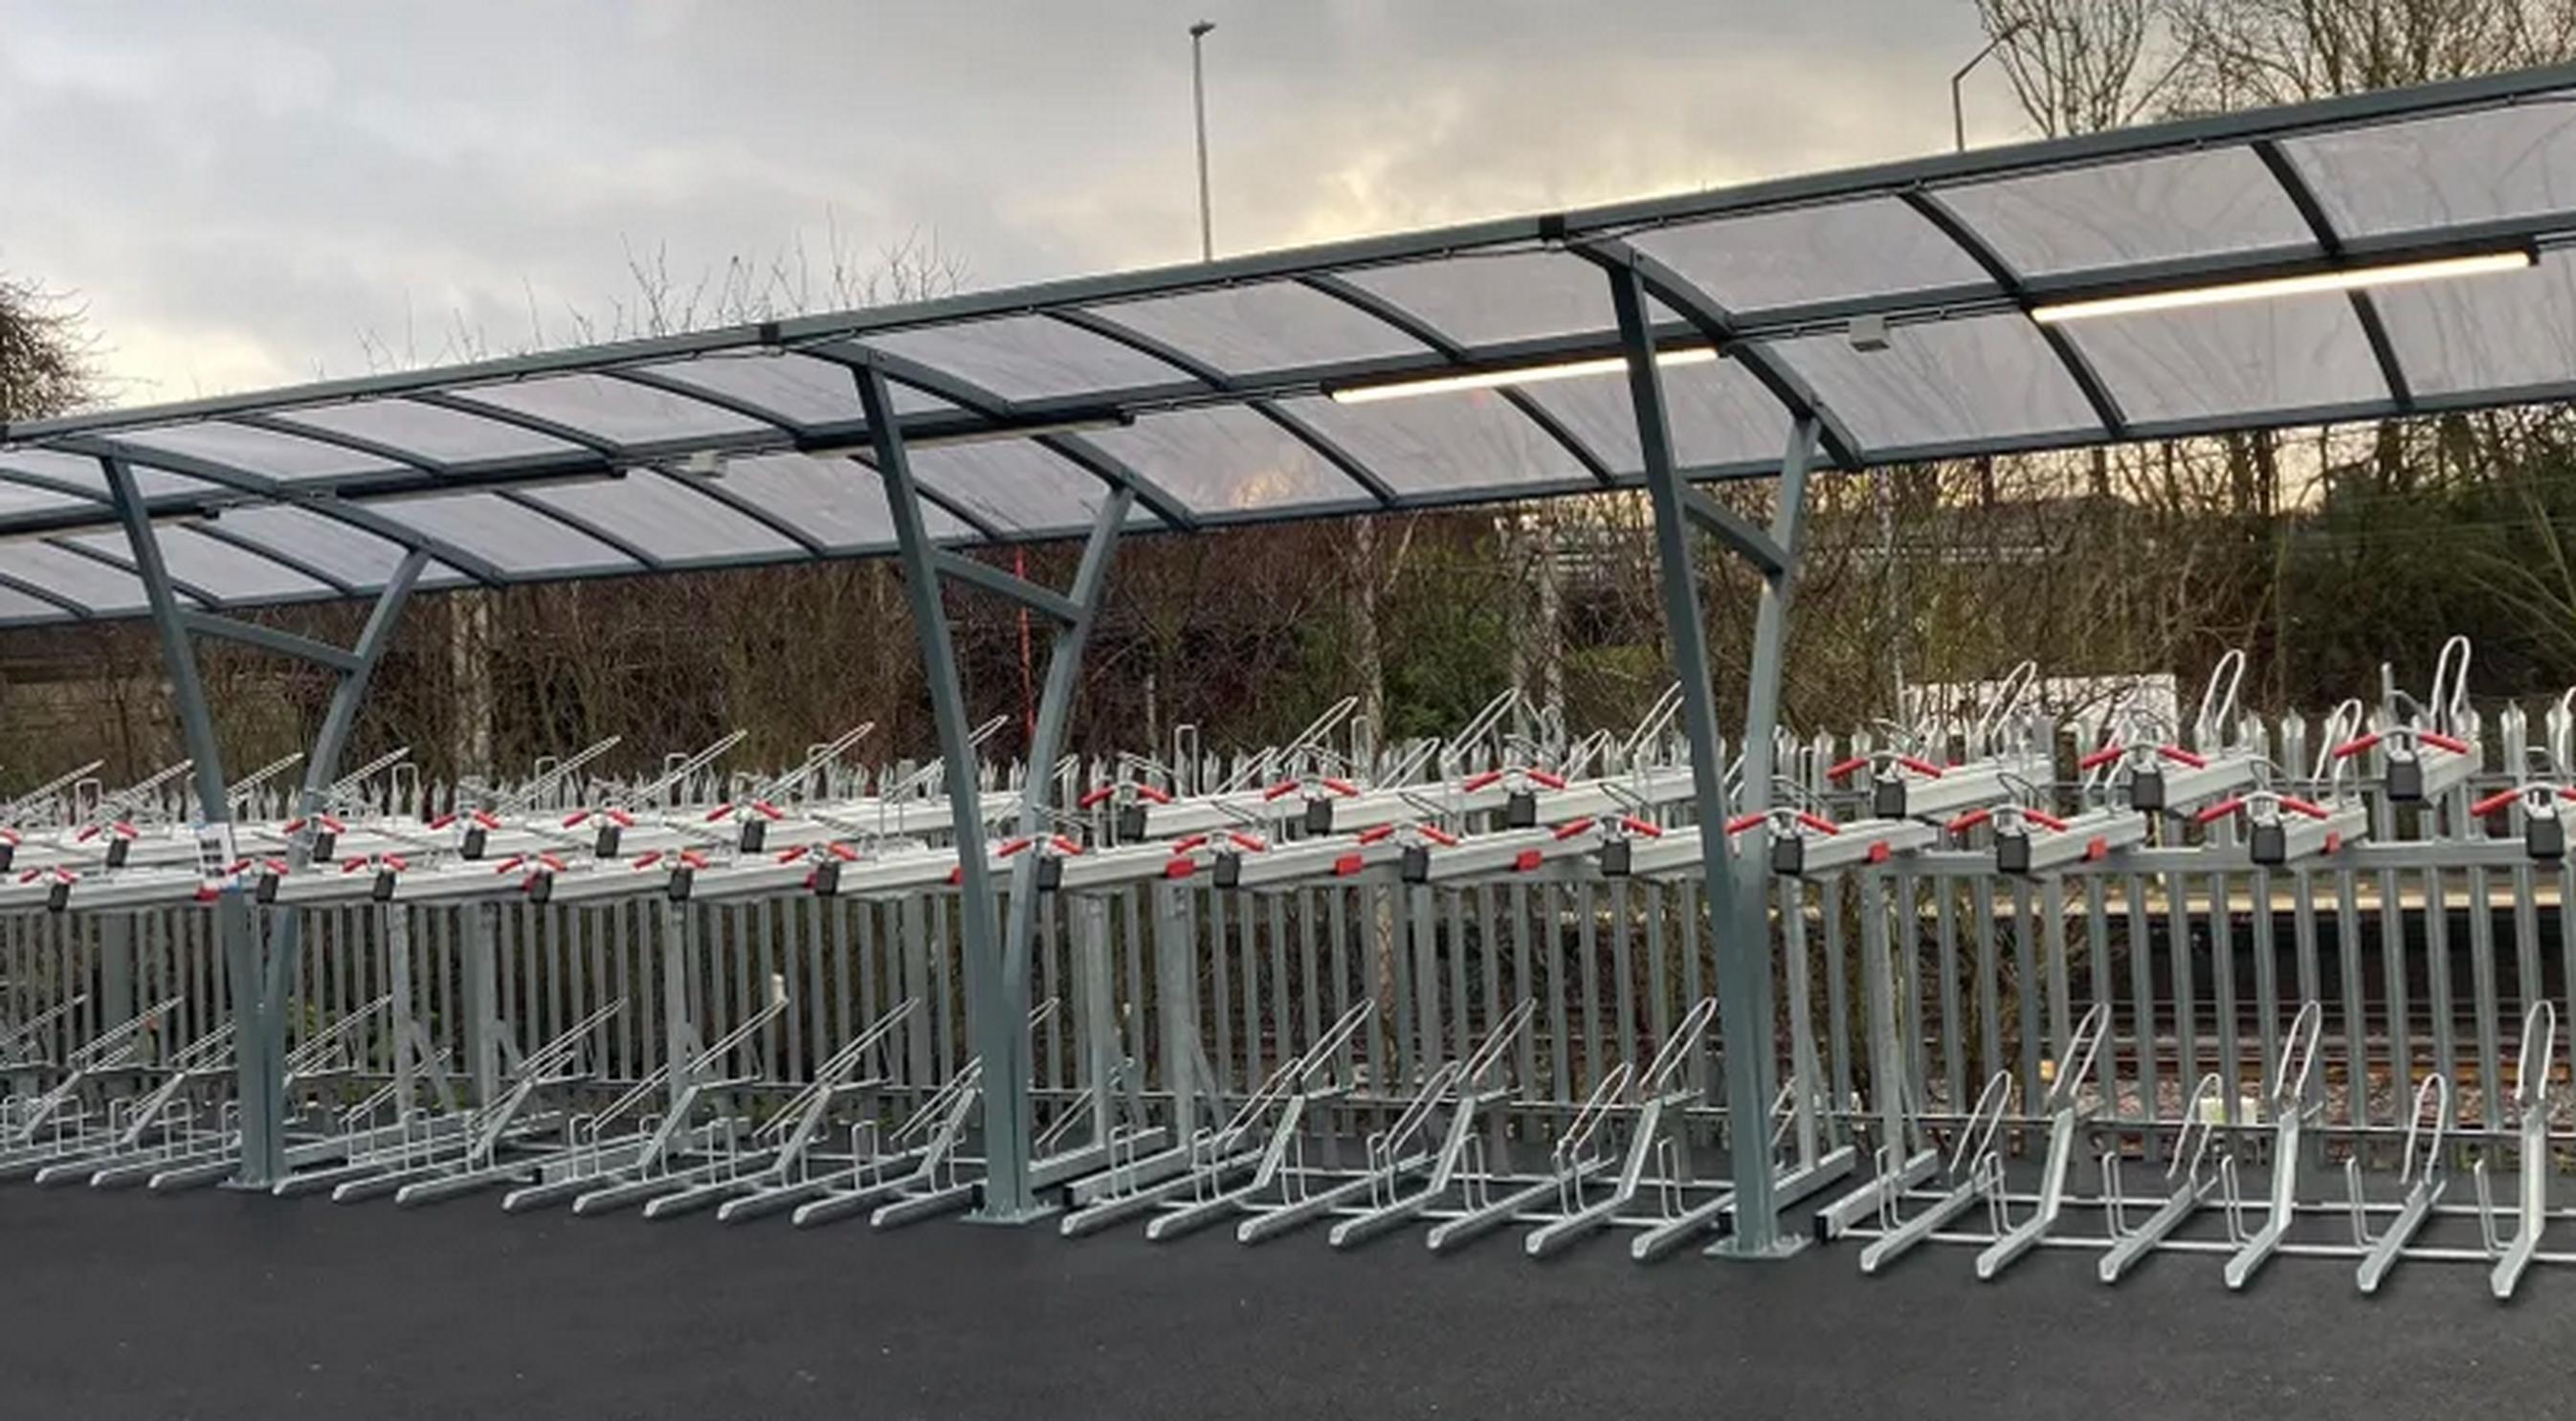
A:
1 1 2016 408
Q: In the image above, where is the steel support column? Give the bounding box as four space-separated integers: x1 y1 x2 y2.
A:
1603 266 1810 1258
103 453 429 1187
101 456 268 1186
251 546 431 1181
856 365 1131 1222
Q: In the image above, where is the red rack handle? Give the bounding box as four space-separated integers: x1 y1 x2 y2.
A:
2419 731 2472 755
2155 744 2210 769
1946 808 1992 835
1169 834 1210 855
1552 817 1597 841
562 810 591 828
2193 797 2247 826
1526 769 1568 790
2277 796 2331 820
705 803 736 823
1415 825 1460 847
1724 812 1766 835
1618 815 1665 839
1462 770 1507 792
2076 745 2125 772
1136 785 1174 805
1261 782 1299 802
1356 825 1397 846
2021 810 2069 833
1826 757 1871 782
1321 778 1362 797
1794 811 1842 836
1896 756 1947 779
1077 786 1116 810
1226 832 1270 853
2472 788 2523 817
2330 733 2383 761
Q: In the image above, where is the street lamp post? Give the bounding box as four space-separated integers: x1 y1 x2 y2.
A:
1190 20 1215 261
1952 21 2028 152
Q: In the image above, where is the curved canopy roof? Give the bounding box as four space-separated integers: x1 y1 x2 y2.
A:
6 64 2576 626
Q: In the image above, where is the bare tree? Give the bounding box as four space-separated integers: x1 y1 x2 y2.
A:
1973 0 2185 138
2162 0 2576 107
0 270 96 420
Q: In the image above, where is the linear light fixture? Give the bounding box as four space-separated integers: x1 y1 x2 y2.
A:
1329 346 1718 405
2030 250 2534 324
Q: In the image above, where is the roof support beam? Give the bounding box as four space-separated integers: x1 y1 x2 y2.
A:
178 611 365 674
930 548 1083 624
1605 259 1807 1259
2253 140 2416 413
1679 485 1787 577
1899 188 2133 440
1577 237 1866 470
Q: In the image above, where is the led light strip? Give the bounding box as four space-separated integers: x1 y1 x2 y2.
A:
2030 251 2533 323
1328 347 1716 405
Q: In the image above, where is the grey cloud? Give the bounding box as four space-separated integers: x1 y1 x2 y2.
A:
0 0 2003 402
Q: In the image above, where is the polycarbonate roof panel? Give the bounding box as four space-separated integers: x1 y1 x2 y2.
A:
709 454 971 553
447 374 769 449
2284 94 2576 238
0 540 167 614
865 316 1194 402
0 447 216 501
1934 148 2318 278
268 398 588 466
1775 315 2106 452
1277 392 1594 498
910 440 1152 536
1337 251 1633 348
1085 282 1427 377
104 421 408 483
203 505 473 590
1630 197 1993 313
2374 246 2576 397
8 65 2576 625
523 471 803 565
1516 358 1794 475
636 352 954 428
59 524 329 604
365 492 639 576
1082 407 1373 517
2059 292 2389 426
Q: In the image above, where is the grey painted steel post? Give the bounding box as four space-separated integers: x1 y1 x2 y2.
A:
1007 488 1132 1162
859 364 1129 1220
100 455 272 1185
1604 268 1803 1257
250 547 430 1180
